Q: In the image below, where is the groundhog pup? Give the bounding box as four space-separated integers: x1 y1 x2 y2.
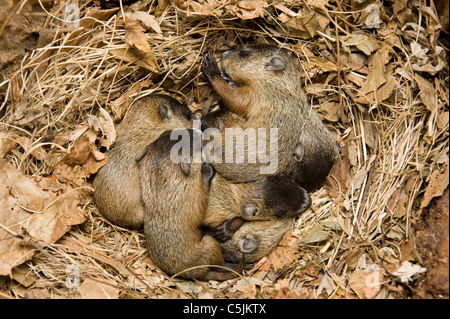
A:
220 217 295 263
92 94 195 228
136 129 244 281
202 45 339 192
204 173 311 242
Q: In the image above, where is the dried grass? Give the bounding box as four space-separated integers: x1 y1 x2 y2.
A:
0 0 448 299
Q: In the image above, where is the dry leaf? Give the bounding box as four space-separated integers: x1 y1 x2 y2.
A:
1 159 45 211
79 278 119 299
110 47 159 74
324 143 352 199
0 134 20 158
10 264 38 287
348 271 383 299
64 137 92 166
341 33 380 56
35 176 66 193
86 107 116 149
307 56 340 73
24 191 87 244
52 125 89 147
392 261 427 283
387 186 409 218
0 194 35 276
412 57 445 74
386 224 405 240
356 45 397 104
83 154 108 175
126 11 162 34
298 221 341 244
0 134 45 161
53 163 89 187
120 18 159 73
317 273 336 296
349 155 376 192
227 0 268 20
304 83 328 97
268 231 298 271
80 7 119 29
60 135 107 175
225 277 267 294
414 74 438 114
243 283 257 298
0 160 40 276
110 79 153 120
281 10 318 39
308 0 329 12
174 0 188 10
273 279 292 298
420 161 449 209
60 238 131 277
392 0 409 15
318 101 340 122
153 0 170 17
410 42 445 75
125 19 152 53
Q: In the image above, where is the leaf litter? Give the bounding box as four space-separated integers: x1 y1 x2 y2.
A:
0 0 448 299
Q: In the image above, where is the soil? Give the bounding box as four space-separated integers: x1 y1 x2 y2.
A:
0 0 48 84
0 0 448 299
413 188 449 299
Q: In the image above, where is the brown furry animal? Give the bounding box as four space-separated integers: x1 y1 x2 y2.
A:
220 217 295 263
202 45 339 191
92 94 195 228
204 173 311 242
136 129 244 281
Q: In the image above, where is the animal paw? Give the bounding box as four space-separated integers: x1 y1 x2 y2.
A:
212 217 245 242
202 51 221 83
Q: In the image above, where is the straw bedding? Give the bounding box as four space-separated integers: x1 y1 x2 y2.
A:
0 0 448 299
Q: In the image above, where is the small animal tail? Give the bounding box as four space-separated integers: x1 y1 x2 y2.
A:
203 255 246 281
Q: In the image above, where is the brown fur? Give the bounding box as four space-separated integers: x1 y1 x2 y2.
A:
220 217 295 263
136 129 244 281
92 94 195 228
204 173 310 238
202 45 339 191
203 173 310 262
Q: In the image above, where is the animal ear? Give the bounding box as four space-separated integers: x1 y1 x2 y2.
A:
241 203 258 217
240 235 258 254
159 103 171 121
180 158 191 175
265 55 285 71
219 119 225 132
296 187 312 214
135 147 149 163
201 163 215 185
294 143 304 162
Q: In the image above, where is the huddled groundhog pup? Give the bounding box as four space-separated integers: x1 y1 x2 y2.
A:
204 173 311 242
136 129 244 281
220 217 295 263
202 44 339 192
92 94 195 228
203 173 311 264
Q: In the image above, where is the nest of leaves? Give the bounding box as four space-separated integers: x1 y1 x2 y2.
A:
0 0 448 299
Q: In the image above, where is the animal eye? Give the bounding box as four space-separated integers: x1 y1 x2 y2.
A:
239 47 252 57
